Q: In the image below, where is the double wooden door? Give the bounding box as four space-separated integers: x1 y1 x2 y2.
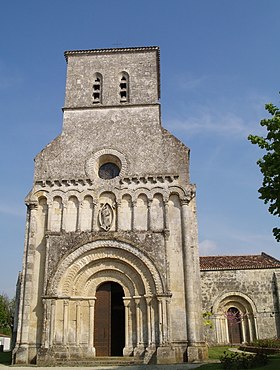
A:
94 282 125 356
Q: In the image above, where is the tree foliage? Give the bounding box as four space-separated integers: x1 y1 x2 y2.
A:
248 101 280 242
0 294 15 335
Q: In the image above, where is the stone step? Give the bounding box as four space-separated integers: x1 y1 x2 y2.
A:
54 356 143 366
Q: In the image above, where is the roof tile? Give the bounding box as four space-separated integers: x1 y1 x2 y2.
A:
200 252 280 271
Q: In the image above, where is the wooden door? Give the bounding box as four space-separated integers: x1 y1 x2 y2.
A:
94 282 111 356
227 307 242 344
94 282 125 356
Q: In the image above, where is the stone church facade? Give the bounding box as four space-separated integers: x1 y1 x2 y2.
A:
13 46 280 366
13 46 207 365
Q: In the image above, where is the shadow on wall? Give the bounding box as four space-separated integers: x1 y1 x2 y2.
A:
273 273 280 337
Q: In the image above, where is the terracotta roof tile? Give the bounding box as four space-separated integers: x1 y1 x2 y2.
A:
200 252 280 271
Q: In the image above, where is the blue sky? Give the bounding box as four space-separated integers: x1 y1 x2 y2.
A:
1 0 280 297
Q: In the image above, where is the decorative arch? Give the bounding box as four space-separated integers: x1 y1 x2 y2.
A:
48 239 164 297
212 291 258 344
82 269 137 297
213 291 257 315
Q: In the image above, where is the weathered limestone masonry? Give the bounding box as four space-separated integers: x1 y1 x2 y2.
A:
13 46 207 365
200 254 280 345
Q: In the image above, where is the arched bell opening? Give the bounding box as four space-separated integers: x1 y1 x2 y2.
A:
94 281 125 356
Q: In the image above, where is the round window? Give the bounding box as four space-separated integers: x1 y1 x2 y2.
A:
98 162 120 180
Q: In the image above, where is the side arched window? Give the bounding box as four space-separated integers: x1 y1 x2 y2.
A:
119 72 129 103
92 73 102 104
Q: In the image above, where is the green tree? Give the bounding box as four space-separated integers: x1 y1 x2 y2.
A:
248 101 280 242
0 294 15 336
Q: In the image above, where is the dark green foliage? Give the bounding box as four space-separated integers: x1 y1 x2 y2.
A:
220 351 268 369
248 101 280 242
0 294 15 336
251 338 280 349
0 351 12 365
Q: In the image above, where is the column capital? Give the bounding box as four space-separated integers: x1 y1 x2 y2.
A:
89 298 96 307
133 295 142 305
144 295 153 305
180 186 196 206
163 199 169 206
123 297 132 307
27 201 38 210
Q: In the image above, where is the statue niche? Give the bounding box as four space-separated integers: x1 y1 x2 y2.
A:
98 203 114 231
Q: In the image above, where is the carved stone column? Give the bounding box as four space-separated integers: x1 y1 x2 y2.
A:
20 203 38 348
157 297 163 345
131 200 137 231
88 299 96 354
180 194 207 361
163 200 169 231
163 199 171 292
63 300 69 345
145 296 155 347
181 198 196 344
91 201 97 231
50 299 56 346
41 299 48 348
157 295 170 345
77 201 83 231
61 203 67 231
76 302 81 345
43 235 50 295
147 199 152 230
46 202 52 232
115 201 121 231
123 298 133 356
133 296 145 357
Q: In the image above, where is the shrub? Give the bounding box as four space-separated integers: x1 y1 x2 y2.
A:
220 351 268 369
251 338 280 348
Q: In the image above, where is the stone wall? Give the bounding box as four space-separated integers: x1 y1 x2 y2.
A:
64 48 160 108
201 268 280 344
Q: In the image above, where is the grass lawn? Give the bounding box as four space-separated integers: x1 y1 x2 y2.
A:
0 351 12 365
197 347 280 370
208 345 235 359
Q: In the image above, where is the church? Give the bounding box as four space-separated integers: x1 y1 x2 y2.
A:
13 46 280 366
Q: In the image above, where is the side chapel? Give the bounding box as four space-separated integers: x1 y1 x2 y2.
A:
13 46 208 365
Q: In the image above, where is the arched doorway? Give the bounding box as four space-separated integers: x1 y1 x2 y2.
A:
227 307 242 344
94 282 125 356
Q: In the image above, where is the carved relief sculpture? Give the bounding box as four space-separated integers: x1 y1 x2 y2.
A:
98 203 113 231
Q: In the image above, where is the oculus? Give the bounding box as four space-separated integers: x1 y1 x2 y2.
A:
98 162 120 180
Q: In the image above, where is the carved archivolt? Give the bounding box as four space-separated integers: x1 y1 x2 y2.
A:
213 291 257 315
78 268 137 297
49 240 164 297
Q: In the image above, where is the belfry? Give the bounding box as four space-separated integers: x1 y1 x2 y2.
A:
13 46 207 365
